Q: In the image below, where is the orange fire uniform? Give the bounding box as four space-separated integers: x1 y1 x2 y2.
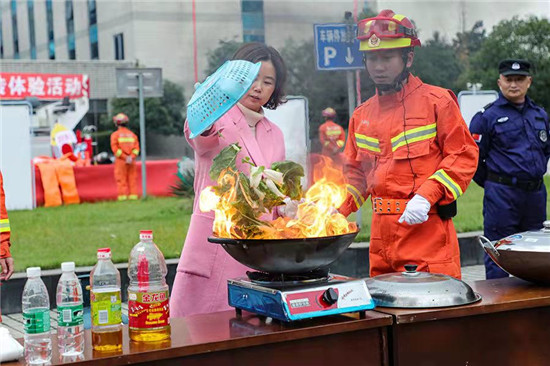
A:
0 171 11 260
110 127 140 200
340 75 478 278
319 120 346 158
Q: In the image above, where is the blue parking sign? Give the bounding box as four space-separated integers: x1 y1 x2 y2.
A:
314 23 364 71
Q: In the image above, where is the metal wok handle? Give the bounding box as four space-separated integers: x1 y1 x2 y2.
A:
478 235 500 259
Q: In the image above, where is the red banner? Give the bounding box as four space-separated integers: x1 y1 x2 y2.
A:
0 73 89 100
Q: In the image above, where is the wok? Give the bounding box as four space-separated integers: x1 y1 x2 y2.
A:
478 221 550 285
208 231 359 274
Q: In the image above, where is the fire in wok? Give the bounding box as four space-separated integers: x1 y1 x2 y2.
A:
208 231 359 274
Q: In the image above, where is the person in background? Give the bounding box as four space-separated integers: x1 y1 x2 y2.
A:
318 107 346 163
338 9 478 279
110 113 140 201
0 171 14 282
469 59 550 279
171 42 288 317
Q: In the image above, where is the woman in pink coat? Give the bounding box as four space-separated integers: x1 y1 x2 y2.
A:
171 43 288 317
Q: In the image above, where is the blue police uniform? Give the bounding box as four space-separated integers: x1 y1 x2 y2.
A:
470 93 550 278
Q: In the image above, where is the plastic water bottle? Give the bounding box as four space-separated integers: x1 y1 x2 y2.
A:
90 248 122 352
56 262 84 356
22 267 52 365
128 230 171 342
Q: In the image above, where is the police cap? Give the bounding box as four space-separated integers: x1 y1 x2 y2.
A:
498 59 531 76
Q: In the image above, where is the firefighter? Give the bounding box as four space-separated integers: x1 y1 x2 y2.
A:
469 59 550 279
0 171 14 281
338 10 479 279
318 107 346 161
110 113 140 201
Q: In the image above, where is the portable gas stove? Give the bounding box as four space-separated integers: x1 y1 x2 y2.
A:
228 271 375 322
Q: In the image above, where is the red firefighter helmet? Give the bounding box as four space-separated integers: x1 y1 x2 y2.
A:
113 113 129 125
322 107 337 118
357 9 421 51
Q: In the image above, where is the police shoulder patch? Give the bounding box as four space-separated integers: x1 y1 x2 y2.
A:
480 101 495 114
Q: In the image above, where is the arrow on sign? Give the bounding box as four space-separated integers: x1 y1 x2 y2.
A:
345 47 355 64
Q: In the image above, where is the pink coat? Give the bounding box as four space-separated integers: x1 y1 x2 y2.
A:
170 106 286 317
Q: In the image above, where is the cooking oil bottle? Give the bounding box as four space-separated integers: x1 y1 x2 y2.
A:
127 230 171 342
90 248 123 352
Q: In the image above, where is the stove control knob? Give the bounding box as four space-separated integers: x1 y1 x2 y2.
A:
322 288 338 305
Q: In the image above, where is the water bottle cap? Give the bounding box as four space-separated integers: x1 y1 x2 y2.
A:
26 267 41 277
97 247 112 259
61 262 75 272
140 230 153 241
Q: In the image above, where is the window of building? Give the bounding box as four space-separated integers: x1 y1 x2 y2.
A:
88 0 98 59
241 0 264 43
10 0 19 59
46 0 55 59
114 33 124 60
27 0 36 59
0 8 3 58
65 0 75 59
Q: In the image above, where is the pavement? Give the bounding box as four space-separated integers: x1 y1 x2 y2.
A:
1 265 487 339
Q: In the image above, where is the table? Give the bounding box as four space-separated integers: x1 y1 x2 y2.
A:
375 277 550 366
6 310 392 365
34 160 179 205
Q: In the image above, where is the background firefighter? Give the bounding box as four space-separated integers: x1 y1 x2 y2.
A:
0 171 14 282
338 9 478 279
110 113 140 201
318 107 346 164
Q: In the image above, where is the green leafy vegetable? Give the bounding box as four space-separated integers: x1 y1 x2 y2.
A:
205 143 305 238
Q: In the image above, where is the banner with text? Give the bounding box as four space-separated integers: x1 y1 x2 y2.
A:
0 73 89 100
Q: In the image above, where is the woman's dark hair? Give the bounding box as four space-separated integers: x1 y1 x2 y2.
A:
232 42 287 109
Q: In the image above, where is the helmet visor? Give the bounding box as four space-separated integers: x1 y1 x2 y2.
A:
357 17 416 40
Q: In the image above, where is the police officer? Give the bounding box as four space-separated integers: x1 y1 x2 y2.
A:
470 59 550 279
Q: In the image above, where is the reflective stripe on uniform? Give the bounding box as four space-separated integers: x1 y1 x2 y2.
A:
347 184 365 209
336 140 344 147
355 133 380 152
429 169 463 200
115 149 123 157
131 149 139 155
326 130 342 136
391 123 436 152
0 218 10 233
118 137 135 143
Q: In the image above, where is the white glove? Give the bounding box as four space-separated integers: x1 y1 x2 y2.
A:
125 156 133 164
398 194 431 225
277 197 303 219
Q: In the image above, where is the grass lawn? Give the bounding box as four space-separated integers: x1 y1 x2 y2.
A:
9 177 550 272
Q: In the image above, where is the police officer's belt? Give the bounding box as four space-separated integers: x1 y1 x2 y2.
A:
487 172 543 191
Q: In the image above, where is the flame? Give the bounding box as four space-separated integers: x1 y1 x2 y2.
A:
200 156 357 239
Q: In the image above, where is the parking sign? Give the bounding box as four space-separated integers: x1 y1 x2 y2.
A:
314 23 364 71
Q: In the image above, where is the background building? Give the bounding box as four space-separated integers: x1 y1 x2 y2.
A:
2 0 547 96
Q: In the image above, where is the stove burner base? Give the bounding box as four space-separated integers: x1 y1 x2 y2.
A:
228 274 375 322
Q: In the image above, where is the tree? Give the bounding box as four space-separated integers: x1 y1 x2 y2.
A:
107 80 186 136
459 16 550 109
411 31 463 93
453 20 486 64
205 39 243 75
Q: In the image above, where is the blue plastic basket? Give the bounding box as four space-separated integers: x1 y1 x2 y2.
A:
187 60 261 139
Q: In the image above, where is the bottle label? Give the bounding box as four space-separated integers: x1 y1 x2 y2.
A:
23 309 51 334
128 290 170 329
57 304 84 327
91 290 122 326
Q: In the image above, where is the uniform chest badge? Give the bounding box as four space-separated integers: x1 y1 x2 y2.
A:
539 130 548 142
360 120 370 126
497 117 509 123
